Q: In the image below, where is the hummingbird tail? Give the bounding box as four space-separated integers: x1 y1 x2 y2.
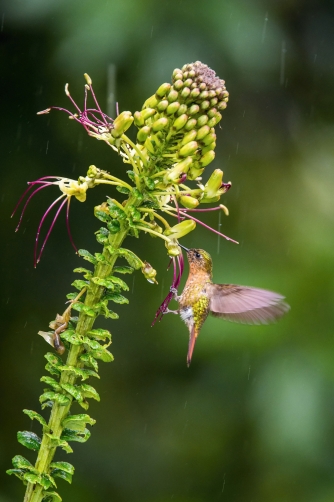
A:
187 326 198 367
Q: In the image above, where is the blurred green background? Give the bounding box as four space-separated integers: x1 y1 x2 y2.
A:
1 0 334 501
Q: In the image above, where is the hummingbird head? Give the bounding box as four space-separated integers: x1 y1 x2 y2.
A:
179 246 213 276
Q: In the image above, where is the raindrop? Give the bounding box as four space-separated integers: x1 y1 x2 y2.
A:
217 211 222 254
107 64 117 119
247 366 251 380
46 140 49 155
132 275 135 294
280 40 287 86
1 13 4 32
261 12 268 44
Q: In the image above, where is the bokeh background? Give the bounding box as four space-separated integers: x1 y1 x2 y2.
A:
1 1 334 501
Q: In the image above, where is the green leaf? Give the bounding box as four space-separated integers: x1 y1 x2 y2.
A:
91 276 116 290
45 352 64 368
17 431 41 451
87 329 111 342
78 249 97 264
89 347 114 363
60 365 99 381
80 353 99 372
113 265 134 274
116 185 130 194
23 472 41 485
62 414 96 431
23 410 49 429
45 434 73 453
94 252 106 262
60 330 82 346
95 227 109 244
107 275 129 291
127 170 136 182
40 392 70 407
12 455 34 470
61 384 83 402
50 462 75 475
50 469 72 484
73 267 92 279
41 490 62 502
118 248 143 269
82 337 102 350
106 200 127 219
94 210 110 222
40 377 62 392
71 303 96 317
96 302 119 319
80 384 100 401
45 363 61 377
103 292 129 304
61 428 91 443
71 279 89 291
66 292 77 300
107 220 121 234
6 468 26 481
144 176 155 190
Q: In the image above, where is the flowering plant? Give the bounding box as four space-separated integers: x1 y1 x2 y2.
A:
8 62 234 502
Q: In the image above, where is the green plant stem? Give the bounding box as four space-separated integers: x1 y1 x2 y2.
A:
23 196 136 502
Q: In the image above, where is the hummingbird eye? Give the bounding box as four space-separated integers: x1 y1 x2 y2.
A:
195 251 201 259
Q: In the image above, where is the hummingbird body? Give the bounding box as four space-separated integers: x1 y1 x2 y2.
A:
177 248 290 366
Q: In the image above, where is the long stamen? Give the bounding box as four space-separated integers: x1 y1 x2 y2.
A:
15 184 54 232
11 177 62 218
36 197 68 266
66 197 78 253
178 211 239 244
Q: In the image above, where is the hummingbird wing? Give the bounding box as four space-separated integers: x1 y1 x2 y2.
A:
207 283 290 324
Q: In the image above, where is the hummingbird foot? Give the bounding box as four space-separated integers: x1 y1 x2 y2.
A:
169 286 180 300
163 308 179 315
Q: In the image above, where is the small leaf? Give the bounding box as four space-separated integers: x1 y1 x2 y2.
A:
45 352 64 367
41 490 62 502
113 265 134 274
24 472 41 485
71 279 89 291
80 353 99 372
40 392 70 407
12 455 35 470
61 428 91 443
66 292 77 300
45 434 73 453
17 431 41 451
118 248 143 269
87 329 111 342
94 210 110 222
45 363 61 377
78 249 97 264
89 347 114 363
94 252 106 262
82 337 102 350
40 377 62 392
96 302 119 319
91 277 116 290
127 170 136 182
73 267 92 279
6 468 25 481
50 462 75 475
60 365 99 381
107 220 121 234
71 303 96 317
60 330 82 346
61 384 83 402
80 384 100 401
62 414 96 431
103 292 129 304
50 469 72 484
23 410 49 429
106 276 129 291
116 185 130 194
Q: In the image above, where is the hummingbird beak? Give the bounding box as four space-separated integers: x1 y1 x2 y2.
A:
178 243 190 252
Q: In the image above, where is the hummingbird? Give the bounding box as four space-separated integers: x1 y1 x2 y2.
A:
171 245 290 366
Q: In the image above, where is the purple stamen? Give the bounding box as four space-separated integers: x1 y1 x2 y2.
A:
11 176 61 218
15 183 53 232
152 253 184 325
178 211 239 244
36 196 68 267
66 197 78 253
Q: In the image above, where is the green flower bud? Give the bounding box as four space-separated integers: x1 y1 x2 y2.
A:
188 104 200 116
165 241 181 257
184 78 193 87
218 101 227 110
87 165 98 178
164 219 196 239
180 130 197 146
172 68 182 78
165 157 193 182
190 88 200 99
201 131 216 146
177 104 188 115
142 261 158 284
201 142 216 154
143 94 159 109
196 125 210 140
207 107 217 118
156 82 171 98
204 169 223 198
187 166 205 180
199 90 209 100
200 100 210 110
207 116 220 127
181 87 191 98
144 137 156 154
152 117 169 132
137 125 151 143
173 79 184 90
197 115 209 127
184 118 197 131
157 99 169 112
188 70 196 78
199 83 206 91
168 89 179 103
134 111 144 127
111 111 134 138
173 114 188 131
179 195 200 209
199 150 215 167
200 195 221 204
141 108 156 121
166 102 180 115
183 71 189 79
208 90 216 98
179 141 198 157
173 73 183 82
210 97 218 106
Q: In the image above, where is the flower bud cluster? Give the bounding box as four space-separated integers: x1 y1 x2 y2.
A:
134 61 229 182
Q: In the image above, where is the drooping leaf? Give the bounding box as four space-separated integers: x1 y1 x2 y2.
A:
60 330 82 346
6 468 26 481
39 392 70 407
23 410 49 429
17 431 41 451
60 384 83 402
73 267 92 279
89 347 114 363
71 280 89 291
50 469 72 484
117 248 143 269
103 292 129 304
94 210 110 222
45 434 73 453
106 276 129 291
80 353 99 372
61 428 91 443
81 337 102 350
87 329 112 342
80 384 100 401
94 252 106 262
59 365 99 381
40 377 62 392
91 277 116 290
50 462 75 475
71 303 96 317
44 353 64 368
107 220 121 234
113 265 134 274
41 490 62 502
78 249 97 264
12 455 35 470
116 185 130 194
96 302 119 319
62 414 96 431
45 363 61 377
